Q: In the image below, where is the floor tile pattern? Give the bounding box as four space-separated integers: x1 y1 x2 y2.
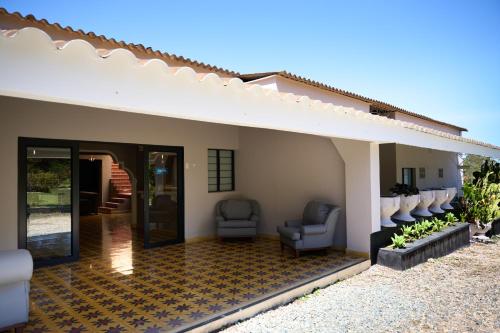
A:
25 215 362 333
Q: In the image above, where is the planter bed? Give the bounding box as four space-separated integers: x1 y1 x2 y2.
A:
377 223 469 270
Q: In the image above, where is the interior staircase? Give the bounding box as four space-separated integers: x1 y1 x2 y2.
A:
98 162 132 214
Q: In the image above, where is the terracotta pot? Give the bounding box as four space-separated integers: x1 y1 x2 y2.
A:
469 222 492 237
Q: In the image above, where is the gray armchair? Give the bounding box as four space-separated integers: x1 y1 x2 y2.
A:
216 199 260 239
277 201 340 257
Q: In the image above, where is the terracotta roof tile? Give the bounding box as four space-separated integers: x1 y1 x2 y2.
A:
0 7 239 77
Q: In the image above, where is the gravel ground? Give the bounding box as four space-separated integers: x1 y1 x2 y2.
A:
224 239 500 333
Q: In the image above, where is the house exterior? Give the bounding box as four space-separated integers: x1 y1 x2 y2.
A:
1 7 499 267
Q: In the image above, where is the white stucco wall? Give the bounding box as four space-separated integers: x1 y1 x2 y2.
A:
395 144 462 190
332 138 380 255
237 127 347 248
393 112 462 136
0 96 240 250
249 75 371 113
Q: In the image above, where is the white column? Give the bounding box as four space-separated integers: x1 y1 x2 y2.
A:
332 138 380 255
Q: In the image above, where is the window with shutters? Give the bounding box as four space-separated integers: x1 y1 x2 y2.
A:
208 149 235 192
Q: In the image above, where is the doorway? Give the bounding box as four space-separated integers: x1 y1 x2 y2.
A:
18 138 185 266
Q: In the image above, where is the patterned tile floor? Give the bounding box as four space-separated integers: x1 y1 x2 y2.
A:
24 214 363 333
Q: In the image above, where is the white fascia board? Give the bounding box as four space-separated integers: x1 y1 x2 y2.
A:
1 28 499 158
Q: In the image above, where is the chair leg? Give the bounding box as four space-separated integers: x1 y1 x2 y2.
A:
280 242 284 252
294 249 300 258
15 325 25 333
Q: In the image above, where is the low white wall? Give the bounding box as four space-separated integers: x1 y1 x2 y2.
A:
395 144 462 190
0 96 240 250
237 128 347 248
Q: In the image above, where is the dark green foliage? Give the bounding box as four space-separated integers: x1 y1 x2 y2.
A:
472 159 500 185
390 183 419 197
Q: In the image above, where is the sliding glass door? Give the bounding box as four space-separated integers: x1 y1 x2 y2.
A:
144 145 184 248
19 138 79 266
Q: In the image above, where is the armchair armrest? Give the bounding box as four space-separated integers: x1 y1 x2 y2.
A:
215 215 225 223
250 214 259 223
301 224 327 235
0 249 33 285
285 219 303 228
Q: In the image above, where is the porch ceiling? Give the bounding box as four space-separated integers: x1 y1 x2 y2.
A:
1 27 499 158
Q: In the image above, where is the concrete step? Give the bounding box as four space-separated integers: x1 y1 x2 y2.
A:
98 206 129 214
105 201 119 208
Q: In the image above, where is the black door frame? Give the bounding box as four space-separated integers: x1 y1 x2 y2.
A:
18 137 80 267
143 144 185 248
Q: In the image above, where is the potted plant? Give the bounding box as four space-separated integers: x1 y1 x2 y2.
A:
459 170 500 237
390 183 420 222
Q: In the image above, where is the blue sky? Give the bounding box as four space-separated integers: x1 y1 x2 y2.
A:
2 0 499 144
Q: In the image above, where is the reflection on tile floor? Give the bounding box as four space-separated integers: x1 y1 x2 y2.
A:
26 214 363 332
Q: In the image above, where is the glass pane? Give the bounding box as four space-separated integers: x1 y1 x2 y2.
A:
27 147 72 260
147 151 178 244
220 184 233 191
208 184 218 192
219 150 232 158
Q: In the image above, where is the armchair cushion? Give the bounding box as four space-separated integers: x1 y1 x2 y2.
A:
303 201 331 225
218 220 256 228
0 249 33 285
277 226 301 241
221 200 252 220
301 224 327 235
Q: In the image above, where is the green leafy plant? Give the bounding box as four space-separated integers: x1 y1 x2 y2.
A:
401 225 414 241
431 217 446 232
390 183 419 197
391 216 457 250
459 171 500 228
444 212 457 226
390 234 406 249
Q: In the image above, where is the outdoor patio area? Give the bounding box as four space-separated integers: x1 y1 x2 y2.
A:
25 214 366 333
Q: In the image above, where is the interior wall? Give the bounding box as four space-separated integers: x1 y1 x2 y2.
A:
79 154 113 204
237 127 347 248
0 96 239 250
395 144 462 190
